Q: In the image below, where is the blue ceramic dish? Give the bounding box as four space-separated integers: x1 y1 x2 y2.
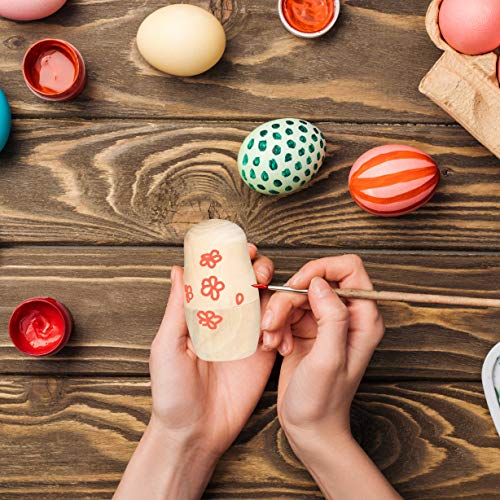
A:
0 88 11 152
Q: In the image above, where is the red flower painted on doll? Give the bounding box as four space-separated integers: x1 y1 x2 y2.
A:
184 284 194 303
236 293 244 305
197 310 223 330
200 249 222 269
201 276 225 301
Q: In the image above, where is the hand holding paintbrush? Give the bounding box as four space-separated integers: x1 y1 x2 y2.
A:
253 283 500 308
257 255 401 499
252 253 500 309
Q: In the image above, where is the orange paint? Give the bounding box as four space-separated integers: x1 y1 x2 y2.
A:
282 0 335 33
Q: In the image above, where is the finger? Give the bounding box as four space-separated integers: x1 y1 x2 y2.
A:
307 277 349 370
289 254 372 289
262 325 287 352
186 336 197 361
278 329 294 356
292 256 384 373
290 307 306 325
261 290 308 333
248 242 258 260
258 291 273 350
154 266 188 352
253 254 274 284
289 254 379 318
291 310 318 339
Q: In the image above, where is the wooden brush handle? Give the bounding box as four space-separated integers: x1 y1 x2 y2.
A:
334 288 500 308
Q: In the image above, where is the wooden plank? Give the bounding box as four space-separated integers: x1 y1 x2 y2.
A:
0 0 448 123
0 247 498 379
0 377 498 498
1 119 498 249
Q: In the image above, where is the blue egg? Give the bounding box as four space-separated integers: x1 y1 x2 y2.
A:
0 89 11 153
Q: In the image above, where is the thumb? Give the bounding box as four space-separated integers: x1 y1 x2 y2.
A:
307 277 349 370
154 265 188 352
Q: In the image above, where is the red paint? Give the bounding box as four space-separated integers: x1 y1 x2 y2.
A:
201 276 225 301
281 0 335 33
199 249 222 269
23 39 86 101
197 310 223 330
9 297 72 356
252 284 267 290
185 284 194 303
236 293 244 305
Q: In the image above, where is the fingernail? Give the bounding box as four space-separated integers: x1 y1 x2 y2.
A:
310 277 331 298
171 266 177 283
256 267 271 282
289 273 302 287
263 332 273 348
278 340 289 356
261 309 274 330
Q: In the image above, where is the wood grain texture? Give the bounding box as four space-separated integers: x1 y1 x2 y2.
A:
1 119 498 249
0 0 497 496
0 246 498 378
0 377 499 499
0 0 448 122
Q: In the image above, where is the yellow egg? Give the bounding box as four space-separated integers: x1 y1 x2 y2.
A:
137 4 226 77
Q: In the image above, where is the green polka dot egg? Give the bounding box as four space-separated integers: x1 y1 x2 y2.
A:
238 118 327 195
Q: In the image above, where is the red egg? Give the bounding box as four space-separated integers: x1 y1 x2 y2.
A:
438 0 500 55
349 145 440 217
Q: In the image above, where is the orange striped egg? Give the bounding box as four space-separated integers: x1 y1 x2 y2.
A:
349 145 440 216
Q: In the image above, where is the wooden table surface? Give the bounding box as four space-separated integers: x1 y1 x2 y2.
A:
1 1 499 498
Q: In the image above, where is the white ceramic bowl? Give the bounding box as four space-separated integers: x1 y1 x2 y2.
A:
278 0 341 39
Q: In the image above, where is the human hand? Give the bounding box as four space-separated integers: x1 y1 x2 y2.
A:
259 255 398 500
115 245 275 500
260 255 385 447
149 244 275 458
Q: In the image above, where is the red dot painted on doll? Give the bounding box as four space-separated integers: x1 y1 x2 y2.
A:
236 293 244 305
349 145 440 217
201 276 225 301
199 249 222 269
197 310 223 330
184 284 194 303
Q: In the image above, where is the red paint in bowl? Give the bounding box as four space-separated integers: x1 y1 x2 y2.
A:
22 39 86 101
279 0 340 38
9 297 73 356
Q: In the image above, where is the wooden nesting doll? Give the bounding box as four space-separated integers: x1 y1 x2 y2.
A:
183 219 260 361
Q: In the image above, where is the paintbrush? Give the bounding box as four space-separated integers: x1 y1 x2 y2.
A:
252 284 500 308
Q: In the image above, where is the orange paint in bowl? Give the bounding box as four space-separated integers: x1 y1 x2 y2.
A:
279 0 340 38
23 39 86 101
9 297 73 356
